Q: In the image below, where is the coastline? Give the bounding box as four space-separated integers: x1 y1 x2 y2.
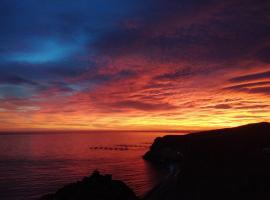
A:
39 122 270 200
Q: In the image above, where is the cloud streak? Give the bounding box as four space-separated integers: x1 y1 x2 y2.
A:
229 71 270 83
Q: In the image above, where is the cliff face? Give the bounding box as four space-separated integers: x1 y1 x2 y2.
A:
143 122 270 200
39 171 138 200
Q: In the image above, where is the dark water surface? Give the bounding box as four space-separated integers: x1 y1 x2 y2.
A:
0 131 184 200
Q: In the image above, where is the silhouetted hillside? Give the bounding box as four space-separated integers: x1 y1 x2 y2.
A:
143 122 270 200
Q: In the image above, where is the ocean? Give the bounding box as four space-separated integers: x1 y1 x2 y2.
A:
0 131 184 200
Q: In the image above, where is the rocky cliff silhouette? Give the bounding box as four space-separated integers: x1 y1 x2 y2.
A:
143 122 270 200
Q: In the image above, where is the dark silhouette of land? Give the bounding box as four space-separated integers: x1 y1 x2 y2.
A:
39 171 138 200
39 122 270 200
143 122 270 200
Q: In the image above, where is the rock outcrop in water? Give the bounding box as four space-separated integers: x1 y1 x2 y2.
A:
143 122 270 200
39 170 138 200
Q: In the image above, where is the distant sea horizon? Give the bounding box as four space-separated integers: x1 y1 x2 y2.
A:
0 131 185 200
0 129 191 135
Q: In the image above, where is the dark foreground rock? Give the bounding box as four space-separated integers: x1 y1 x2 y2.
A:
39 171 138 200
143 122 270 200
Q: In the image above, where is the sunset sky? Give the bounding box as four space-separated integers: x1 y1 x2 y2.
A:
0 0 270 131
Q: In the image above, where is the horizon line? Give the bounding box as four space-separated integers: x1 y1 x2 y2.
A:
0 129 195 135
0 122 269 135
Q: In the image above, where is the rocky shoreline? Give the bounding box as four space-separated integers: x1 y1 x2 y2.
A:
40 122 270 200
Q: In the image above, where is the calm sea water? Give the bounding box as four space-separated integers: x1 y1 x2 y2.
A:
0 131 184 200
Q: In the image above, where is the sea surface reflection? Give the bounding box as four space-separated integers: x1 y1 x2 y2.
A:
0 131 184 200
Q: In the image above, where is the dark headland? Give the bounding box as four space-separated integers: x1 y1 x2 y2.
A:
40 122 270 200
